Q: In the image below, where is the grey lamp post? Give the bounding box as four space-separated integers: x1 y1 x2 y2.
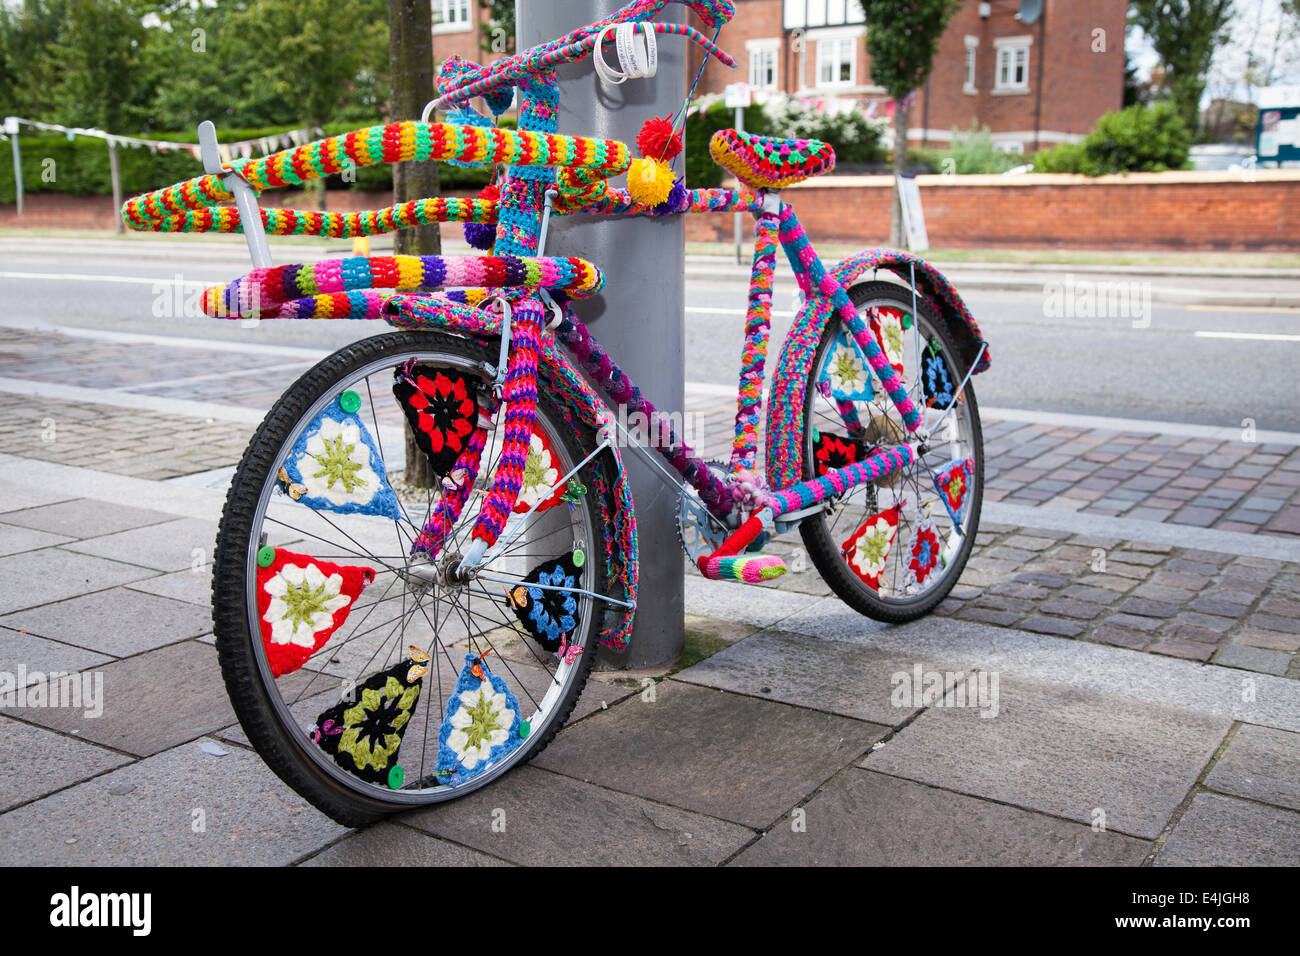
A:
516 0 688 670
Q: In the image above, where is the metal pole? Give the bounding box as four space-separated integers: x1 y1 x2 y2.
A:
733 104 744 263
107 137 124 234
518 0 687 670
9 126 23 216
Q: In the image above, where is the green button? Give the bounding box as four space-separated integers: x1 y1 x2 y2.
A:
387 765 404 790
518 720 531 740
902 313 914 330
256 545 276 568
339 390 362 414
571 548 585 568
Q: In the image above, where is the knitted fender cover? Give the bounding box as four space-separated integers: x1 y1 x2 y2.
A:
764 249 989 491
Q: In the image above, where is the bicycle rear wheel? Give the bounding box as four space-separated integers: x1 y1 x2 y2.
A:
212 330 607 827
799 281 983 622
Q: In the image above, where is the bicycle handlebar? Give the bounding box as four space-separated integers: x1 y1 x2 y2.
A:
121 122 630 233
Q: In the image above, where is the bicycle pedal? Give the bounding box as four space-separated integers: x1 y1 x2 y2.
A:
698 553 787 583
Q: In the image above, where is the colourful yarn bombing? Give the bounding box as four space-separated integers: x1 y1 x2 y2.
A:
637 115 683 160
626 157 677 206
313 659 422 786
256 549 375 677
121 121 629 233
730 207 779 473
700 553 786 582
841 504 903 592
434 654 525 786
463 184 501 249
709 129 835 190
200 254 605 319
769 445 915 518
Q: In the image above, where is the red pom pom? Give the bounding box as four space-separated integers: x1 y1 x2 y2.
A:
478 183 501 201
637 115 682 160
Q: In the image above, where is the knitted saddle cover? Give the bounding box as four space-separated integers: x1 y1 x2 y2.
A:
708 129 836 191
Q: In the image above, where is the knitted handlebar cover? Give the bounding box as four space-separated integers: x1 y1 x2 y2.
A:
121 122 629 234
200 254 604 320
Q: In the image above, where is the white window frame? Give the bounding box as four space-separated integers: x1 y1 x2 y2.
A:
963 36 978 95
433 0 472 34
747 38 780 91
815 34 857 88
784 0 865 29
993 36 1032 94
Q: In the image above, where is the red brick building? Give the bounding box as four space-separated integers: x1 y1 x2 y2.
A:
689 0 1128 153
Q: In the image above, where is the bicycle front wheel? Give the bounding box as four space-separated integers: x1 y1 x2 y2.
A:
799 280 984 622
212 330 607 826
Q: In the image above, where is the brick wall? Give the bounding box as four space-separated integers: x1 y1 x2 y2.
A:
8 172 1298 252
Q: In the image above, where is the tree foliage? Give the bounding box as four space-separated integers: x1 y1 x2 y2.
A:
1131 0 1235 134
860 0 963 100
478 0 514 54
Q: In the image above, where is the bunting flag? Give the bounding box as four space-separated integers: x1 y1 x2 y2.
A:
256 549 375 677
921 339 956 408
312 660 423 787
812 428 862 477
506 553 584 652
819 326 875 402
870 306 907 378
933 457 975 531
277 394 401 519
841 503 903 592
435 653 527 786
513 429 568 514
392 364 485 478
907 512 943 586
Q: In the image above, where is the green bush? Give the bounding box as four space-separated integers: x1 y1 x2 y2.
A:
1074 102 1191 175
935 123 1022 174
1030 103 1191 176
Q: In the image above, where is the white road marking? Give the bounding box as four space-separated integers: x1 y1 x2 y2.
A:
0 270 220 288
1186 304 1300 314
685 306 796 318
1194 330 1300 343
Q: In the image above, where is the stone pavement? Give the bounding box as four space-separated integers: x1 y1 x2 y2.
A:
0 321 1297 865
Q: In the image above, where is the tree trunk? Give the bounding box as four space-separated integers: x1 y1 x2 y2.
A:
890 97 907 248
388 0 440 488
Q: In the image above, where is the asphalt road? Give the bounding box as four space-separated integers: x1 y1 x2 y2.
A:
2 236 1298 430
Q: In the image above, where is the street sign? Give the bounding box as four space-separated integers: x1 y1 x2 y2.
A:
724 82 752 109
1257 106 1300 164
897 174 929 252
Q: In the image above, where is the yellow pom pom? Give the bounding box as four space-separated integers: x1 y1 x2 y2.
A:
627 157 675 207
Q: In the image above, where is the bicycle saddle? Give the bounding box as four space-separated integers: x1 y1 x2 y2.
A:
709 128 836 191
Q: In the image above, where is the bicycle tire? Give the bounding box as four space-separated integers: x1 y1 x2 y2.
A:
799 280 984 623
212 330 607 827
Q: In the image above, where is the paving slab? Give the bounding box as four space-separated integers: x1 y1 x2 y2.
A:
772 610 1300 733
0 479 73 514
0 715 132 812
0 626 112 681
0 522 73 557
675 629 974 724
733 769 1150 867
0 586 212 657
1203 725 1300 810
684 576 836 630
20 640 241 756
1154 793 1300 866
1214 644 1291 676
298 822 511 867
405 765 753 866
0 738 347 865
0 498 174 538
126 567 214 607
862 675 1231 839
532 680 887 829
0 547 157 615
63 517 219 573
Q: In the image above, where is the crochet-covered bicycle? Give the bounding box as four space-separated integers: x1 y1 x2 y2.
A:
123 0 989 826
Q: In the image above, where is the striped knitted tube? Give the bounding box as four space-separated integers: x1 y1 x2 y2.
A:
200 254 605 319
410 421 492 560
729 208 778 473
768 445 916 518
127 197 497 237
553 311 732 515
776 204 921 432
469 297 545 545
